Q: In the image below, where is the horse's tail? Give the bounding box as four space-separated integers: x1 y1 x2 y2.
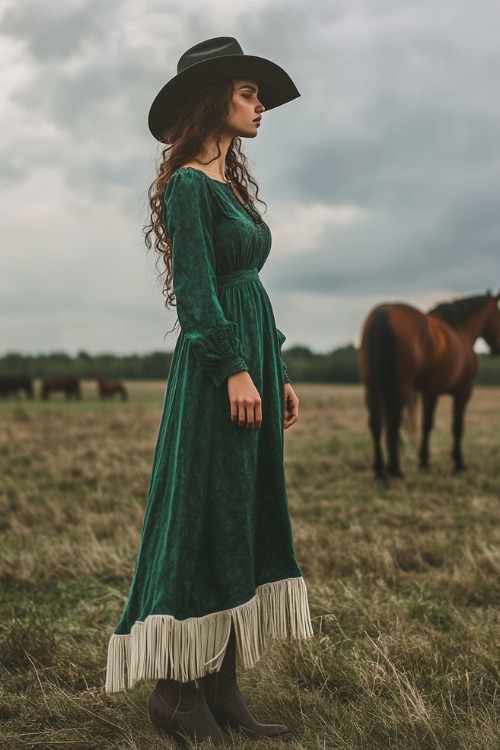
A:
365 308 400 432
402 388 419 445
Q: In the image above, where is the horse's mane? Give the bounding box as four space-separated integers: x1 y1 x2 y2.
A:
427 294 490 328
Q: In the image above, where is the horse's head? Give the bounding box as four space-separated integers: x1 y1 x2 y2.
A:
481 290 500 354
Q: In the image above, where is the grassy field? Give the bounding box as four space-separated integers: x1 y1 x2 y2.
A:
1 382 499 750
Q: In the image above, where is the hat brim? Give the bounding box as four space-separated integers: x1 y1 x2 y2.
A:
148 55 300 142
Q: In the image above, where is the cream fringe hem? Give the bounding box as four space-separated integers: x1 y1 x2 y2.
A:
105 576 313 693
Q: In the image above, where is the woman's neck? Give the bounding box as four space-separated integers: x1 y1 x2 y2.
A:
195 135 233 182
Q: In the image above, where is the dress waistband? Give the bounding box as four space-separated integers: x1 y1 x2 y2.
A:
216 268 260 289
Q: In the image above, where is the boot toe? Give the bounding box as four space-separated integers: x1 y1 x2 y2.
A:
238 720 291 739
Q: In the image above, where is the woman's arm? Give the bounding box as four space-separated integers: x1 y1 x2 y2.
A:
276 328 298 428
276 328 291 384
164 169 262 428
283 382 299 429
164 169 248 387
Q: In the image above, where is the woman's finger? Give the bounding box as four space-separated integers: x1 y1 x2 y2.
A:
245 399 254 429
254 400 262 430
238 401 246 427
230 400 238 422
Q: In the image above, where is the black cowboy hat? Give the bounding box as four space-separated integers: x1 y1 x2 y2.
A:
148 36 300 142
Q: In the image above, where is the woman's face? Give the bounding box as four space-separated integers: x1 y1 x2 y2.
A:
224 80 265 138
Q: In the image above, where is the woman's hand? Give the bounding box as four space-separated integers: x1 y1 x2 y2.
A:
284 383 299 429
227 371 262 430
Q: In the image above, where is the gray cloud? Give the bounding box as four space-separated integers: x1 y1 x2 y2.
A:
1 0 123 61
1 0 499 353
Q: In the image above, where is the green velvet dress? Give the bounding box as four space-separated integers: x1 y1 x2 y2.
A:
105 167 312 692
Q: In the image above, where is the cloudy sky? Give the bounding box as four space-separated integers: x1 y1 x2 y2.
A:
1 0 499 355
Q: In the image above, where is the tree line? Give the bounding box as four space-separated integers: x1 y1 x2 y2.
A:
0 346 499 385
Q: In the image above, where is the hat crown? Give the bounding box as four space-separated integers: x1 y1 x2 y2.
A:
177 37 244 74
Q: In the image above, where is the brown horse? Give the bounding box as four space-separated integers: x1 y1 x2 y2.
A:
94 375 128 401
41 376 81 401
0 376 34 400
359 291 500 479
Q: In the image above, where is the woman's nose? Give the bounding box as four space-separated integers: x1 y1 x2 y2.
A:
256 99 265 113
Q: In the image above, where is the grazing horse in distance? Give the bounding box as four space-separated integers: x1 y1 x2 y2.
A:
359 291 500 479
94 375 128 401
41 376 81 401
0 376 34 400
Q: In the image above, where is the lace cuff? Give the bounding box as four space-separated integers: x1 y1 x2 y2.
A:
185 323 248 388
212 357 249 388
276 328 291 385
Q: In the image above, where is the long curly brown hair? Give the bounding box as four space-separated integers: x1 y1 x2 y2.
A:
144 79 262 308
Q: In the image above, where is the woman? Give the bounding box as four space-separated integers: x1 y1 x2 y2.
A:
105 37 313 746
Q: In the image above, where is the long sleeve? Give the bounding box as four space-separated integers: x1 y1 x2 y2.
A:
276 328 291 384
164 170 248 387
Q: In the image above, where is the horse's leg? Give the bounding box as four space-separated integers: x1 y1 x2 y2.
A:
452 387 472 472
418 392 438 470
368 396 385 480
385 403 404 478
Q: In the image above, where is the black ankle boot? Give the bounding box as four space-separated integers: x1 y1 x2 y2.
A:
148 678 230 746
201 630 291 739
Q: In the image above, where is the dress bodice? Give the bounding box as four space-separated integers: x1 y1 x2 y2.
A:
172 167 272 275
